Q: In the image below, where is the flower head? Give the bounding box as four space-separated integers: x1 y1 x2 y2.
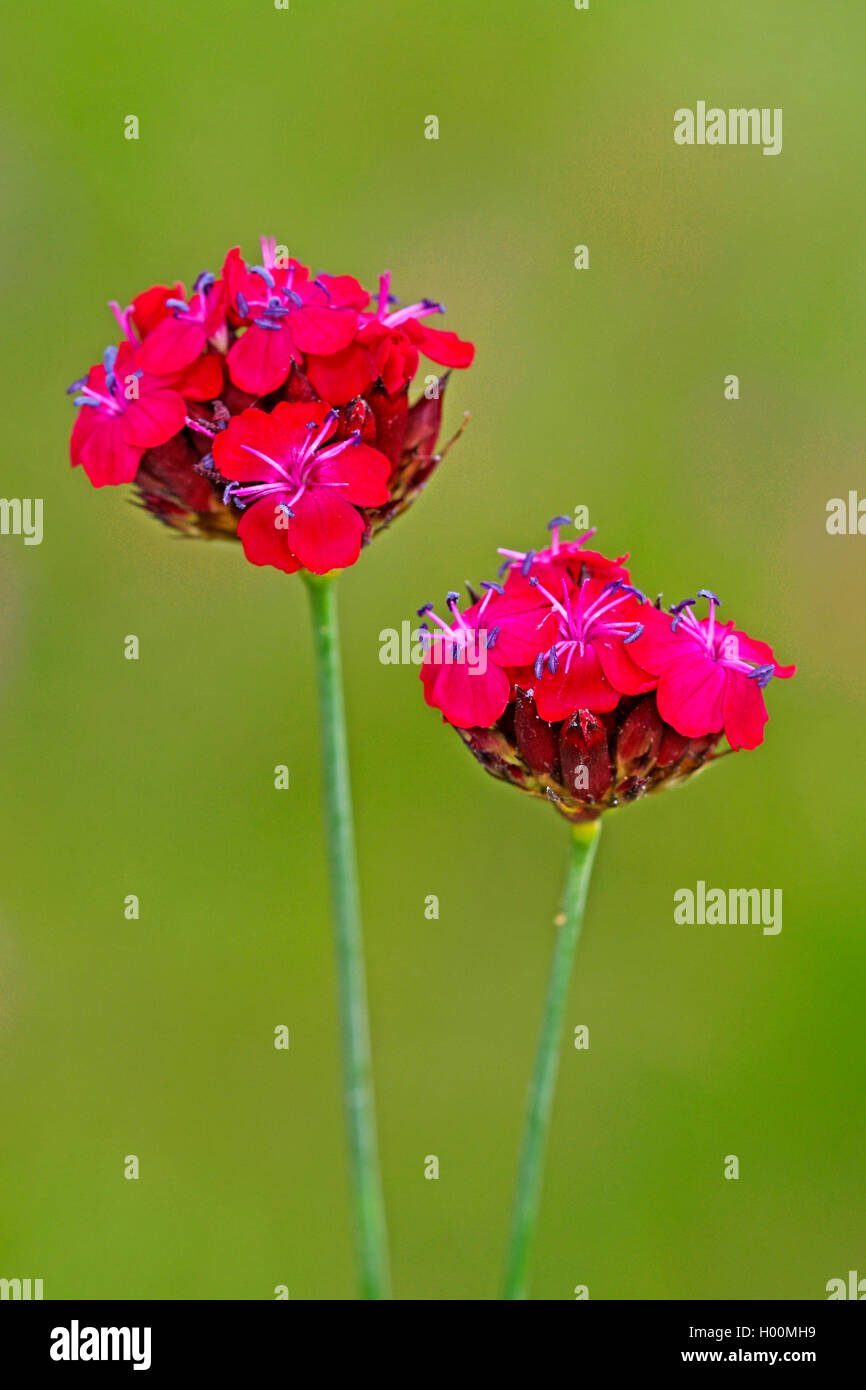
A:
420 520 795 823
68 236 474 573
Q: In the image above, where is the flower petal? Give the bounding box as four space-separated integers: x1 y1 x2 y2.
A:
78 416 142 487
310 442 391 506
595 637 656 696
227 325 295 395
288 305 357 356
212 408 293 483
531 645 618 721
237 499 302 574
412 323 475 368
723 671 769 750
423 652 510 729
138 316 207 375
121 390 186 449
284 486 366 573
656 654 726 737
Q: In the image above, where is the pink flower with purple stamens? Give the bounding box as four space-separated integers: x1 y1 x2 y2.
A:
225 240 365 396
69 342 187 487
306 271 475 405
212 400 391 575
497 516 632 590
631 591 796 750
135 271 230 376
514 572 655 721
419 589 512 730
419 571 557 728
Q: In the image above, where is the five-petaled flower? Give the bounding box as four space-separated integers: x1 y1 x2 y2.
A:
213 402 391 574
630 591 795 751
69 343 187 487
306 271 475 405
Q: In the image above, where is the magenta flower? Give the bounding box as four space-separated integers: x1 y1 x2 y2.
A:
306 271 475 405
630 591 796 751
212 401 391 574
69 343 187 487
515 572 655 721
225 241 364 396
497 516 632 591
134 271 230 376
419 572 557 729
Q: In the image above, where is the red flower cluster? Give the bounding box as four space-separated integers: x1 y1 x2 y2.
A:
68 238 474 574
420 519 794 822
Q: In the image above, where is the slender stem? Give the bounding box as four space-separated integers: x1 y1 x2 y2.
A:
503 819 602 1300
303 572 391 1300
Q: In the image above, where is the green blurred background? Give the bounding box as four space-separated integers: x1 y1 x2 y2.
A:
0 0 863 1300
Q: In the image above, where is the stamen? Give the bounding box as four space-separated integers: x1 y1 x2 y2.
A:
747 664 774 688
108 301 135 342
623 623 643 645
185 415 217 438
250 265 275 289
377 271 391 317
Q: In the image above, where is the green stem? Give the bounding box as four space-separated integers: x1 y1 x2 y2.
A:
304 572 391 1300
503 819 602 1300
